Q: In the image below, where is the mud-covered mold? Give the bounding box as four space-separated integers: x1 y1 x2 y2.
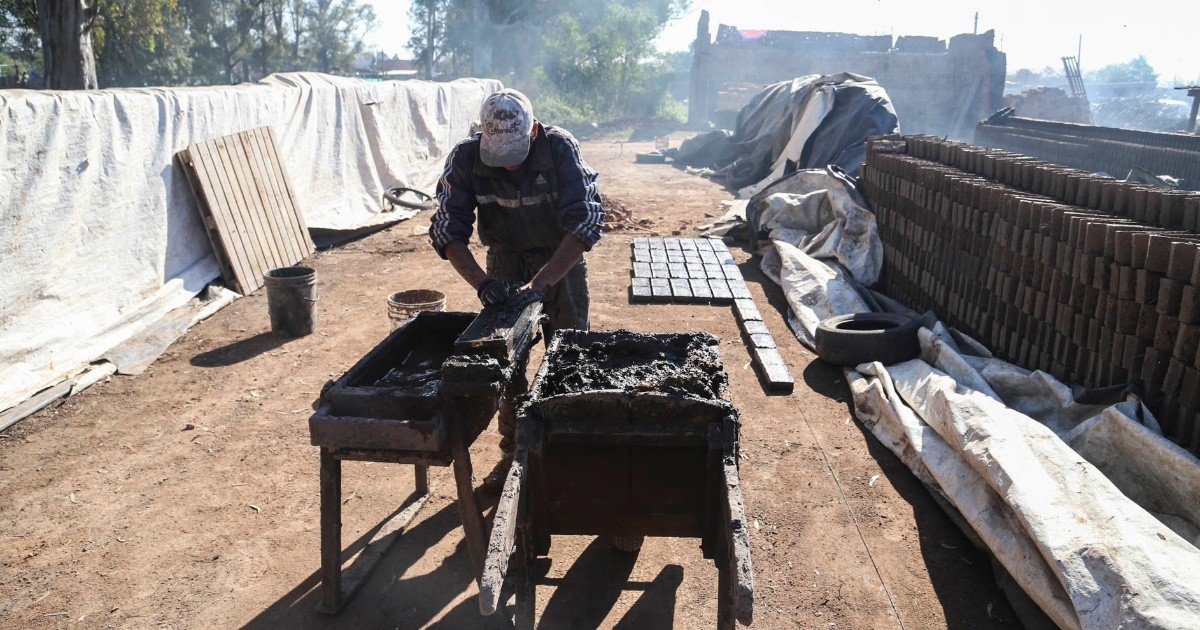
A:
537 329 730 401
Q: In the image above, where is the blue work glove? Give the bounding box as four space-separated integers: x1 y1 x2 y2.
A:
507 287 545 310
476 278 519 307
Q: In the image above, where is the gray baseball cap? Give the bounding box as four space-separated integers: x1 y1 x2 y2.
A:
479 89 534 168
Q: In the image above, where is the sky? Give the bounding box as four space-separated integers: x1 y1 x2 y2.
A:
362 0 1200 84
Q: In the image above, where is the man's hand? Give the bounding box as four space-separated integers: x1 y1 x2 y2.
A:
507 287 545 310
477 278 519 307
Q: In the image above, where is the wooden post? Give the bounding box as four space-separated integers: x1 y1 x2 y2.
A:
512 414 542 628
1186 88 1200 134
721 416 754 626
513 523 535 629
478 444 527 614
717 547 734 630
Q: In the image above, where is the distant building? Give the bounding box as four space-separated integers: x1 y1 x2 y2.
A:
688 10 1007 140
357 53 420 80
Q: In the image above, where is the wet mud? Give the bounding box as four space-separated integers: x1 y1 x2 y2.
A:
541 330 728 399
375 359 441 392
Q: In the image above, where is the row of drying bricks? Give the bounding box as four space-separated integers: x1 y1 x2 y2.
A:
629 237 751 303
864 160 1200 386
902 134 1200 235
627 237 793 393
972 126 1200 194
861 150 1200 449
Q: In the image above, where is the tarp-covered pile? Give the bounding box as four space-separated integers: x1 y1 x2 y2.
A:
0 73 500 416
674 72 898 195
746 170 1200 627
746 168 880 347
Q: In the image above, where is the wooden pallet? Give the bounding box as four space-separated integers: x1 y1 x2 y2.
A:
177 127 314 295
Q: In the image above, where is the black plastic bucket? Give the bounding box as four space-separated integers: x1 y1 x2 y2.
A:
263 266 317 337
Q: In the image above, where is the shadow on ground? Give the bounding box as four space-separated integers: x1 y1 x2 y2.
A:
242 499 686 629
241 499 472 629
191 332 290 367
801 342 1017 627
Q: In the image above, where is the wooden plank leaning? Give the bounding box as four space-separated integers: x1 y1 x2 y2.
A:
478 419 540 615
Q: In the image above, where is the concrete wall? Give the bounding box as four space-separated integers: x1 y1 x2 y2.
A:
689 12 1006 140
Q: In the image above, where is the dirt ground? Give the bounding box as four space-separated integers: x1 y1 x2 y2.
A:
0 135 1017 629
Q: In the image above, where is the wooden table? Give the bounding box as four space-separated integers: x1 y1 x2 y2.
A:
307 305 540 613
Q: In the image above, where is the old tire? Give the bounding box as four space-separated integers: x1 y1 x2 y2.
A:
383 186 437 210
634 151 666 164
814 313 921 367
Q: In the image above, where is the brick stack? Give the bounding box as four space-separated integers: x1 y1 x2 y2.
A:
975 116 1200 191
628 237 794 393
860 135 1200 452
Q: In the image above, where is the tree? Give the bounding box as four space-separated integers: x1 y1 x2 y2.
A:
0 0 99 87
36 0 98 88
543 4 667 114
1086 55 1158 85
406 0 689 120
406 0 471 79
0 0 39 69
1 0 378 87
305 0 375 74
92 0 192 87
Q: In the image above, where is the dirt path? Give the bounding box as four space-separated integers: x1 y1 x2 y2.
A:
0 136 1015 629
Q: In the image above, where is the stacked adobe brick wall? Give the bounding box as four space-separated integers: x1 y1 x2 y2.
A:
975 116 1200 190
860 135 1200 452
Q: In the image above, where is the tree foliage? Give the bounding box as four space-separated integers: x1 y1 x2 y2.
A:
0 0 376 87
407 0 689 122
0 0 38 67
1086 55 1158 85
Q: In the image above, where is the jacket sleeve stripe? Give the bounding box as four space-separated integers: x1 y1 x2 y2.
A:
430 140 476 257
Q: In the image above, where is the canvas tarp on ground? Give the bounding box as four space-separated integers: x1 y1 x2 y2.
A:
751 169 881 347
0 73 500 415
849 331 1200 628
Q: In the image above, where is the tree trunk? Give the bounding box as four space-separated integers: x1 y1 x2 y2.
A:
425 7 435 79
36 0 98 89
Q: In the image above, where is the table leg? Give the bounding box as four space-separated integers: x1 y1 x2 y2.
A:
319 448 342 613
414 463 429 495
717 557 734 630
514 523 535 629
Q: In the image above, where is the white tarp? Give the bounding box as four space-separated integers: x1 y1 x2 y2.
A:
849 331 1200 628
760 242 869 349
0 73 500 414
751 169 881 346
673 73 898 192
752 168 883 285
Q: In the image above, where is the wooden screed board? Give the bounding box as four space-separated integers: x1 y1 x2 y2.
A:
178 127 314 295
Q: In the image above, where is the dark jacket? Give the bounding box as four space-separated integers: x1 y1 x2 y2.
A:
430 123 604 257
